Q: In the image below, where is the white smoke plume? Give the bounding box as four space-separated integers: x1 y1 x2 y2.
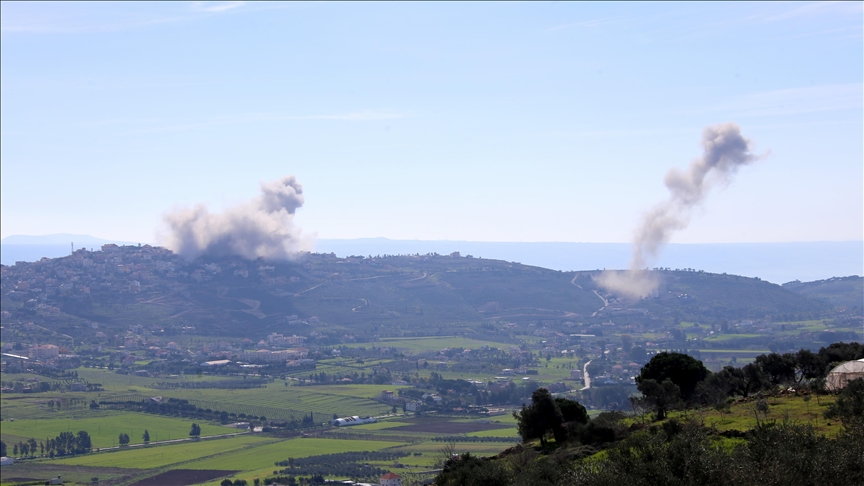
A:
162 175 310 260
598 122 766 299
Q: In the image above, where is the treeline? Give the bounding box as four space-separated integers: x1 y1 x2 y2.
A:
431 436 516 443
152 378 269 390
1 430 92 459
273 451 409 480
634 342 864 420
99 397 328 428
1 379 99 393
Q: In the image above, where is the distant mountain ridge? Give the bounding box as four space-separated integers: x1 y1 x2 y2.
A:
2 246 855 345
315 238 863 284
2 234 862 284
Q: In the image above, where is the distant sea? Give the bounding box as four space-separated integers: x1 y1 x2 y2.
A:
2 235 861 285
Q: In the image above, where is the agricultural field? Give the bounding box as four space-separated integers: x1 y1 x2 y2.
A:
343 336 516 353
52 435 272 469
0 462 138 486
0 411 240 448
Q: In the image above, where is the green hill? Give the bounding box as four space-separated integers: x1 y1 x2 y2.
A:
782 276 863 312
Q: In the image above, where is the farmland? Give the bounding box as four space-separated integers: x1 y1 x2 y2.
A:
53 435 273 469
0 412 240 448
1 248 860 485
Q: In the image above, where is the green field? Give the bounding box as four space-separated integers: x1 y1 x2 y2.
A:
0 411 240 448
52 434 272 468
188 437 404 470
183 437 408 486
649 394 842 437
343 336 516 353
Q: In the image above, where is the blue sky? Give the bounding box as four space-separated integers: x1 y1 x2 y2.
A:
1 1 861 245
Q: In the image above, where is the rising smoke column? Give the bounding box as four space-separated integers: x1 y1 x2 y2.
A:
162 175 310 260
598 122 765 299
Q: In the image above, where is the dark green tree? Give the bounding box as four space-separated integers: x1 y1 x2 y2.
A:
637 378 681 420
142 429 150 443
756 353 796 386
514 388 565 446
825 379 864 428
190 423 201 438
739 362 769 397
636 352 709 402
436 452 511 486
0 440 6 457
76 431 92 453
118 433 130 446
794 349 825 382
554 397 589 425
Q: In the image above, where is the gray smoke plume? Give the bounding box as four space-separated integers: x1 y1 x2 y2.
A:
598 122 765 299
162 175 310 260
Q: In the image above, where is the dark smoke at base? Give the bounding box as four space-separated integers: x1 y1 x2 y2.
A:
162 175 310 260
598 122 767 299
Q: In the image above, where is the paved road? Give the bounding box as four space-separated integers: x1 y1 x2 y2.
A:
581 360 592 391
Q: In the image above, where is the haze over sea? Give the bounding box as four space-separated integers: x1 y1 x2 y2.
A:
2 234 860 285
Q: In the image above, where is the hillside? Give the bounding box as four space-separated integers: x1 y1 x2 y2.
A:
0 245 847 345
782 276 863 312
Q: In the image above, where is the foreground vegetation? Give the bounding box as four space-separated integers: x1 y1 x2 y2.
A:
436 347 864 486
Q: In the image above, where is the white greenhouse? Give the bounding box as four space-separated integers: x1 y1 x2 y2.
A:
825 359 864 391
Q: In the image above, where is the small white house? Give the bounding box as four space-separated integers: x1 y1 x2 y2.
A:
0 456 14 466
380 472 402 486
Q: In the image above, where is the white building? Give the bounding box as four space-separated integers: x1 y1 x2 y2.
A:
405 400 422 412
331 416 377 427
29 344 59 360
380 472 402 486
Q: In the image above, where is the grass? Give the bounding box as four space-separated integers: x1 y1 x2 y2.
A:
349 420 412 431
641 394 842 437
342 336 515 353
186 437 405 471
189 437 407 486
51 434 272 468
703 334 762 342
0 411 239 448
466 428 520 438
0 462 137 486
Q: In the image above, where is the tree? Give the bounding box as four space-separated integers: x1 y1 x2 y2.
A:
514 388 565 447
554 397 589 425
0 440 6 457
76 431 92 453
629 346 647 364
190 423 201 438
794 349 825 383
825 379 864 428
636 352 709 402
739 362 769 397
142 430 150 443
637 378 681 420
118 433 130 446
756 353 796 386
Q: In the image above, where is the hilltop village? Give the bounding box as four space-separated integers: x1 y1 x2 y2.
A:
1 244 861 411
